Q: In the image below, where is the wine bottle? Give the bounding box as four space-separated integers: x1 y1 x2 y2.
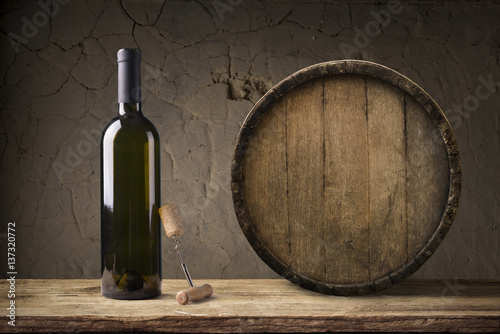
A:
100 48 161 299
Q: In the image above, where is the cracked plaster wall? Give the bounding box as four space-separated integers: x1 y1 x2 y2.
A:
0 0 498 280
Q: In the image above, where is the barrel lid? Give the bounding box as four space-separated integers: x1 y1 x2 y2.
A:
231 60 461 295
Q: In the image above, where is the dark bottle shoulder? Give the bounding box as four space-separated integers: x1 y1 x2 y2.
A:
101 113 159 142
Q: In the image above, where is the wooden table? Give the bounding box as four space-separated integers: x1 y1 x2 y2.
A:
1 279 499 333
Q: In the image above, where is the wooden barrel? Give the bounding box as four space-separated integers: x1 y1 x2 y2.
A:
231 60 461 295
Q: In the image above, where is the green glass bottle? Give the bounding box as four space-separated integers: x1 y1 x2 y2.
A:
100 48 161 299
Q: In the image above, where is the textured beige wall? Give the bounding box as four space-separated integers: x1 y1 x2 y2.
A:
0 0 498 280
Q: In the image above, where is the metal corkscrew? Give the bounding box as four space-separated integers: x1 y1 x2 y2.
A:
159 205 213 305
173 237 194 288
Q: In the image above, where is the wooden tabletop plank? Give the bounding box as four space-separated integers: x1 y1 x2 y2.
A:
1 279 499 333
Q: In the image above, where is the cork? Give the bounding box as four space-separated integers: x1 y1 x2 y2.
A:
159 204 184 238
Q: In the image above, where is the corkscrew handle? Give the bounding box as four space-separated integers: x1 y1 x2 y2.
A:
176 284 213 305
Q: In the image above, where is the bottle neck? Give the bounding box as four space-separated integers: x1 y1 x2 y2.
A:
118 102 142 116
